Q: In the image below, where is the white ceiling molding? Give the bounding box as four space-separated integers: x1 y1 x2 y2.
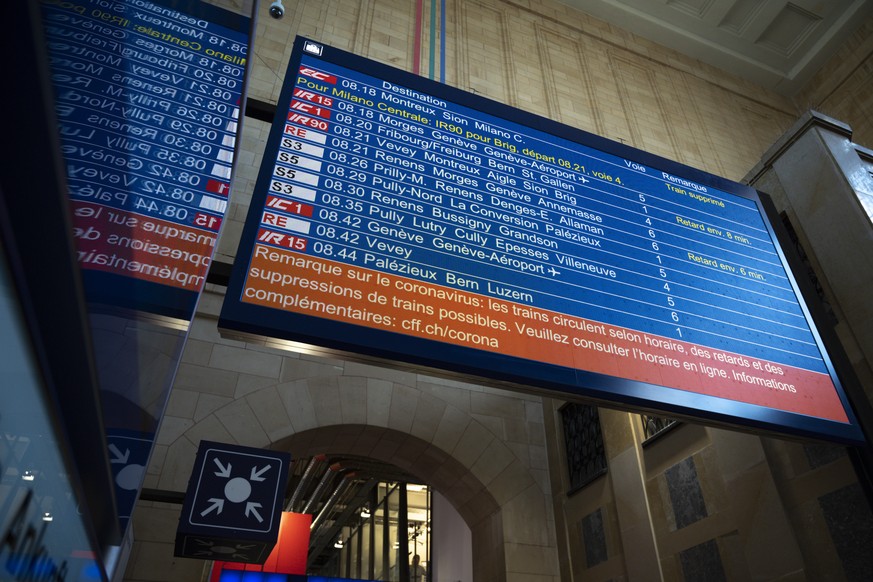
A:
559 0 873 95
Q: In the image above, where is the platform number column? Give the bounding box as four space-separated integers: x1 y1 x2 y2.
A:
640 193 681 338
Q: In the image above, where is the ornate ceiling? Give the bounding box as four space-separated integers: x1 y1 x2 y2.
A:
563 0 873 95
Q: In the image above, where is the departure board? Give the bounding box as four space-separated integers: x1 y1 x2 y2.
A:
220 38 862 443
43 0 249 319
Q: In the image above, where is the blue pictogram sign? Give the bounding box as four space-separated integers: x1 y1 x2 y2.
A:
106 429 154 533
175 441 291 563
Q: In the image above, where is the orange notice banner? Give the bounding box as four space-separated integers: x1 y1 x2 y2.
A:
70 200 215 291
241 245 849 423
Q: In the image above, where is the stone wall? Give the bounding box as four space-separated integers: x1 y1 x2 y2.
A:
127 286 557 581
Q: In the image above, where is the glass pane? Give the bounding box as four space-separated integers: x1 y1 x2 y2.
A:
374 497 385 580
361 520 371 578
388 486 400 581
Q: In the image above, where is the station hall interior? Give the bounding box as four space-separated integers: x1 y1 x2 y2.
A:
4 0 873 581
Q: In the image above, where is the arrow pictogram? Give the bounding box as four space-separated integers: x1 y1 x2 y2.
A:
245 502 263 523
213 458 232 478
201 498 225 517
250 465 271 481
187 446 288 533
108 444 130 464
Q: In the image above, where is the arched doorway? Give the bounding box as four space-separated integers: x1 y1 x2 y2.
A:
275 425 501 579
144 349 559 581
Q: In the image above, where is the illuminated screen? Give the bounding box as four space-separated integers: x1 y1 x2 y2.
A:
220 37 862 443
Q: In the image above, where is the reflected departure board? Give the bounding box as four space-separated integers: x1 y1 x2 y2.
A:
44 0 249 319
41 0 252 536
220 38 862 443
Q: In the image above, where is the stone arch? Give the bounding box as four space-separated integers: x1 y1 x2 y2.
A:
275 424 505 581
154 360 558 581
275 425 498 523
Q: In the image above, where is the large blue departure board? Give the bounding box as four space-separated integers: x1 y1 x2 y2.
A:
220 37 863 444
